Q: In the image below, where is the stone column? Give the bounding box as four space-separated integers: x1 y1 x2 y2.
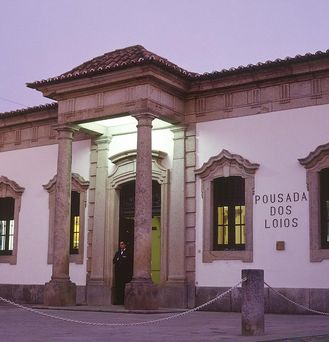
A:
44 125 77 306
163 127 187 307
87 136 112 305
241 269 265 336
125 113 159 310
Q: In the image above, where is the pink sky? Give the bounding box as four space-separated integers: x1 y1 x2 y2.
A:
1 0 329 112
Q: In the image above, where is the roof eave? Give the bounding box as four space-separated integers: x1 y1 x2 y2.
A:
26 59 196 91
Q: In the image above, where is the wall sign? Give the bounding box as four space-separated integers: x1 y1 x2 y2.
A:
254 192 308 229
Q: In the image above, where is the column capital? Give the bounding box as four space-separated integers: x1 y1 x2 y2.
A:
94 135 112 146
170 125 186 132
132 113 156 126
53 123 80 133
171 125 186 139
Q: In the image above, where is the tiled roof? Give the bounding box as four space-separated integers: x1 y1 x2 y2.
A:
0 102 57 118
193 49 329 80
26 45 329 88
27 45 198 88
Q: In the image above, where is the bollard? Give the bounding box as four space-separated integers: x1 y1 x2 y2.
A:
241 269 264 336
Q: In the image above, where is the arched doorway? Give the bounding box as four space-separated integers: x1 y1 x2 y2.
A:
119 180 161 284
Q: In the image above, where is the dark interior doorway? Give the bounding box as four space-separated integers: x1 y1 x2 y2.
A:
118 180 161 283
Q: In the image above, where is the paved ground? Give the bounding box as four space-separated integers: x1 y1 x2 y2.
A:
0 304 329 342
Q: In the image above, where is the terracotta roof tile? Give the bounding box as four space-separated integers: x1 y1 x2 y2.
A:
26 46 329 88
27 45 198 88
193 50 329 80
0 102 57 118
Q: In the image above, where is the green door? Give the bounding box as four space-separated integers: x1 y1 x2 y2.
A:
151 216 161 284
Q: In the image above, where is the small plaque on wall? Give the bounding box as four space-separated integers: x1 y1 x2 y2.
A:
276 241 285 251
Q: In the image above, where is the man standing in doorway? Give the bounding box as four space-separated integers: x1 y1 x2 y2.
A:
113 241 132 305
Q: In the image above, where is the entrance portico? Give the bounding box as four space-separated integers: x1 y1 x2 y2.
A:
28 45 190 308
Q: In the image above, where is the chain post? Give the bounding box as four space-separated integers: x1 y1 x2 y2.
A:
241 269 265 336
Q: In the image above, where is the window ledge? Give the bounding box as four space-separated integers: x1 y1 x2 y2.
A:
310 249 329 262
0 255 17 265
203 250 253 263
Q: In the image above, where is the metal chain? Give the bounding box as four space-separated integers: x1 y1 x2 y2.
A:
264 281 329 316
0 278 246 327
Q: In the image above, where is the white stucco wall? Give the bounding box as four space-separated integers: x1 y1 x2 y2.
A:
195 104 329 289
0 140 90 285
108 128 174 171
0 126 172 287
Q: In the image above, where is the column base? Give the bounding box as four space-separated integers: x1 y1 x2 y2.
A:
86 280 112 305
44 279 76 306
124 278 159 310
159 280 188 308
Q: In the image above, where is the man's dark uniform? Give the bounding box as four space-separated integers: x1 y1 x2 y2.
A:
113 243 132 304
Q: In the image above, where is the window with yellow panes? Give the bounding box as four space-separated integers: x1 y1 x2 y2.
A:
214 177 245 250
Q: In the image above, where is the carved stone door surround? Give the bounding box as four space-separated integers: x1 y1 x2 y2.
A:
105 149 169 292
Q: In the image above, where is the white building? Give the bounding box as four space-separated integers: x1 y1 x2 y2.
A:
0 45 329 312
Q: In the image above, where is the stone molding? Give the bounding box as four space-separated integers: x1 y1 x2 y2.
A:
107 149 169 285
299 142 329 261
0 121 89 152
184 125 197 308
87 136 111 294
196 149 260 179
195 150 259 263
2 69 329 146
43 173 89 264
0 176 25 264
186 74 329 124
109 149 167 189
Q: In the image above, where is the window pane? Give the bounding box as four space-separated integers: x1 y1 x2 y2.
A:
235 205 246 245
0 197 14 219
8 220 14 250
72 216 80 249
0 221 6 251
0 198 15 254
218 207 223 225
0 220 5 235
217 206 228 245
235 226 241 244
70 191 80 254
241 226 246 244
326 201 329 243
320 169 329 248
223 226 228 245
213 177 245 250
218 227 224 245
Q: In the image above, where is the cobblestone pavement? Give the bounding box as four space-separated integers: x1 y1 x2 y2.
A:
0 305 329 342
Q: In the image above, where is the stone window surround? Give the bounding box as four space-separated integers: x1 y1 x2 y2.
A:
43 173 89 264
0 176 25 264
195 149 259 263
299 142 329 262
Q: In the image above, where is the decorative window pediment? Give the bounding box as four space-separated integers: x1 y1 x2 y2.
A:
299 142 329 261
109 149 168 188
196 150 259 263
0 176 25 197
0 176 25 264
43 173 89 193
196 149 260 181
